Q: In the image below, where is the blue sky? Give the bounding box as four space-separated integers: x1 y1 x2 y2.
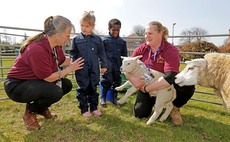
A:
1 0 230 46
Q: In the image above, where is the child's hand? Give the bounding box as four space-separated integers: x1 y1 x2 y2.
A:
101 68 107 74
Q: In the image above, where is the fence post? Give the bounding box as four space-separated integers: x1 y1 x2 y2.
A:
0 46 2 78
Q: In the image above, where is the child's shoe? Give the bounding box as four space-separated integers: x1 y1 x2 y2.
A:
82 111 92 117
100 103 107 108
91 110 102 117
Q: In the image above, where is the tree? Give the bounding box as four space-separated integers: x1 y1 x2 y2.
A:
1 30 13 45
130 25 146 44
223 38 230 46
132 25 145 36
0 30 13 51
179 27 208 44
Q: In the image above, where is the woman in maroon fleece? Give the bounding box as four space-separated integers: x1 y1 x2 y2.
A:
4 15 84 130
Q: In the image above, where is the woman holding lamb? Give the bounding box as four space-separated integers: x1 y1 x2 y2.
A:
126 21 195 126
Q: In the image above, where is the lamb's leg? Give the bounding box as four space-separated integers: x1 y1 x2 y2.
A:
117 86 137 105
146 101 164 125
159 87 176 122
159 101 173 122
115 81 131 91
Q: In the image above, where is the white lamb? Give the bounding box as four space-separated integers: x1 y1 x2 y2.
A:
116 56 176 125
175 53 230 112
115 81 136 104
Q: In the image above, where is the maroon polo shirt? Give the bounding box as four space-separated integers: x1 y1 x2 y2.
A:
131 40 180 73
7 37 65 80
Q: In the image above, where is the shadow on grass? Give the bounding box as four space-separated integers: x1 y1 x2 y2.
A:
23 115 169 142
182 114 230 142
23 104 230 142
186 102 229 116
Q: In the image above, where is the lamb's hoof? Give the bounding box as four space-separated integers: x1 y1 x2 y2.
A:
114 87 120 91
117 101 125 106
146 121 154 125
159 117 166 122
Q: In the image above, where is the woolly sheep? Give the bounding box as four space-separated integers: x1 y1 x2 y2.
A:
116 56 176 125
175 53 230 112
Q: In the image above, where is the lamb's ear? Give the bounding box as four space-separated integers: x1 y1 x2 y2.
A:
121 56 126 59
134 55 143 61
185 60 193 65
196 59 207 67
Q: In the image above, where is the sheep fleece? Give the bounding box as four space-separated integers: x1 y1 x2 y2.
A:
202 53 230 110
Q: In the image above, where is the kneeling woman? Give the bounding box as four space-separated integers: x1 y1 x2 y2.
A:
4 15 84 130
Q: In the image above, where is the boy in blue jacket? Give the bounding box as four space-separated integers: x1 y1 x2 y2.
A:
100 18 128 107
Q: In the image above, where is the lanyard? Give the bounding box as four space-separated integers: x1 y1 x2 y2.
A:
147 47 160 74
53 48 62 80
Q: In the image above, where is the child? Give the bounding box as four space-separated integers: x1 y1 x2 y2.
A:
70 11 107 117
100 18 128 107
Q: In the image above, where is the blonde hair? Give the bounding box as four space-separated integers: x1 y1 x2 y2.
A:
20 15 73 53
80 11 96 27
148 21 168 41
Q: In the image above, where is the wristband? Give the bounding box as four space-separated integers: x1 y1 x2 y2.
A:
58 68 61 79
143 85 148 93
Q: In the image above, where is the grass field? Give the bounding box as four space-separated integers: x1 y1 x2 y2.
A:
0 59 230 142
0 87 230 142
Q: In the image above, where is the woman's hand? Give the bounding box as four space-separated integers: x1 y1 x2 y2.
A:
60 56 71 67
68 57 84 72
44 57 84 83
125 73 145 89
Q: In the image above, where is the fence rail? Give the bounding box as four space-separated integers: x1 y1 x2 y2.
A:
0 53 223 105
0 25 227 106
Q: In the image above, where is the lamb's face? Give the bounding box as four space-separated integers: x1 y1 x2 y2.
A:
175 59 206 87
120 57 137 73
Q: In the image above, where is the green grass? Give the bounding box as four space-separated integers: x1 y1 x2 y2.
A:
0 59 230 142
0 89 230 142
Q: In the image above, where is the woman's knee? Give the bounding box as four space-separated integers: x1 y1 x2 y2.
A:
173 85 195 107
134 107 151 118
61 78 73 94
133 91 155 118
47 86 64 102
133 102 152 118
